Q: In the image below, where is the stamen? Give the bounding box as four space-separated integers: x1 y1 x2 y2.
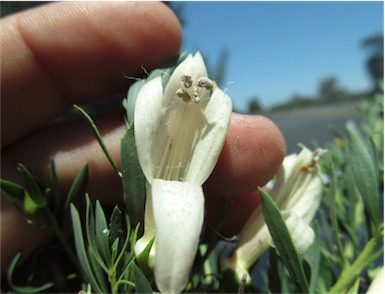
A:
197 77 214 90
193 87 201 103
176 88 191 102
181 74 193 88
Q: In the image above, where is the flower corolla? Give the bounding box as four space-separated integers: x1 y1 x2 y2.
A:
221 145 326 283
133 52 232 293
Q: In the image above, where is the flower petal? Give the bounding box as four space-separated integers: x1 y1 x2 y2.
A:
184 86 232 184
134 76 166 183
163 52 208 106
135 53 232 184
367 267 384 294
152 179 204 293
271 145 325 222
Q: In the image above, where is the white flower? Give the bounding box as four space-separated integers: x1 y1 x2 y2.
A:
221 145 326 283
367 267 384 294
133 52 232 293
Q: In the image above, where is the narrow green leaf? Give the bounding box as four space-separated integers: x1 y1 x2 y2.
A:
109 206 124 249
83 196 109 292
268 249 281 293
65 164 89 210
23 192 40 215
328 227 384 293
45 159 61 212
132 262 153 293
121 123 146 228
259 187 310 293
328 160 348 269
70 204 104 293
74 104 121 177
95 200 111 265
0 179 25 201
346 121 380 228
346 277 360 294
111 238 120 263
114 215 133 277
63 165 88 240
18 164 46 208
6 252 55 293
302 222 321 293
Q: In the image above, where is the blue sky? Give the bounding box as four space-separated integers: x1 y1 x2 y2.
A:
179 1 384 111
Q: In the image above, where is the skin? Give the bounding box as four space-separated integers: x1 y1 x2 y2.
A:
0 2 286 275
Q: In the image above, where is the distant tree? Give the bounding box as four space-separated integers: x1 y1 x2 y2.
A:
0 1 50 17
318 77 341 102
247 97 262 113
362 34 384 89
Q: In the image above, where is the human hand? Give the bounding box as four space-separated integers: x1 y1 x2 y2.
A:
0 1 285 274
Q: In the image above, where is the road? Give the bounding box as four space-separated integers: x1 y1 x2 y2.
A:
265 101 362 154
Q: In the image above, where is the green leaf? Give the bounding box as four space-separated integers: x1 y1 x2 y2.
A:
346 121 380 228
44 159 61 212
114 215 133 280
302 222 321 293
132 262 153 293
83 196 109 291
23 192 40 215
268 249 281 293
70 203 104 293
63 165 88 240
120 123 146 229
95 200 111 265
18 164 46 208
328 160 349 270
6 252 55 293
65 164 89 210
109 206 124 249
73 104 121 177
259 187 310 293
0 179 25 201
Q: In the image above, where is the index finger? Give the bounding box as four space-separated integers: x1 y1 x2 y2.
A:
1 1 181 146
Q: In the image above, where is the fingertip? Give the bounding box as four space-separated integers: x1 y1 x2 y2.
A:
205 189 262 238
205 113 286 196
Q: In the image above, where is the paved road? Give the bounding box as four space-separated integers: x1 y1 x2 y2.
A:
265 102 362 154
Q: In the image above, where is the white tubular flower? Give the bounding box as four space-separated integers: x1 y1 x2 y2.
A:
133 52 232 293
222 145 326 283
367 267 384 294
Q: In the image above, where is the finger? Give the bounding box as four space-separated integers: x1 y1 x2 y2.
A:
0 201 54 275
204 113 286 196
2 113 286 203
1 1 181 146
0 113 285 273
205 190 262 238
1 112 126 275
1 112 126 203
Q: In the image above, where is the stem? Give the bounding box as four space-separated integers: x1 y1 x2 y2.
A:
328 228 384 293
109 270 117 294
